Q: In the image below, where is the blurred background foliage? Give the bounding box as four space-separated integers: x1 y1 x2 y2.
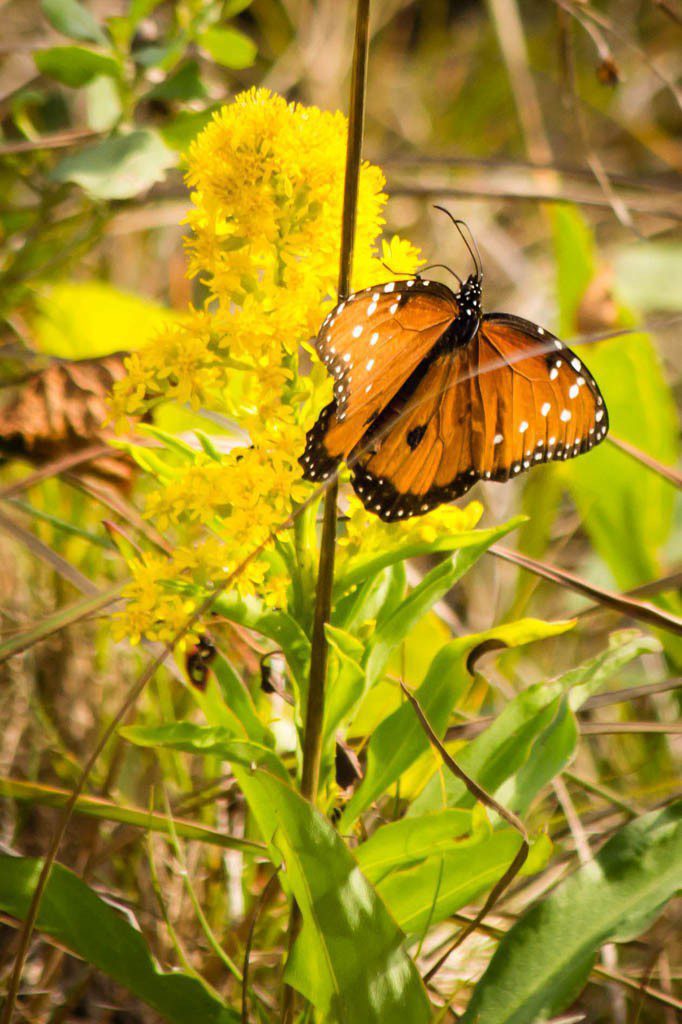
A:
0 1 680 1022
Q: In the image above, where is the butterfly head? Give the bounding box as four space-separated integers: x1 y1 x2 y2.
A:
457 272 483 325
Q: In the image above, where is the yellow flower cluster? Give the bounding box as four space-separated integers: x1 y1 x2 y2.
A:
110 88 425 644
338 496 484 565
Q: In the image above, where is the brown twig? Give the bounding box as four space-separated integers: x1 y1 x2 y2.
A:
399 681 529 984
490 545 682 636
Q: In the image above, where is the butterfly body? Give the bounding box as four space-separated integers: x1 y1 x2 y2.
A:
300 251 608 522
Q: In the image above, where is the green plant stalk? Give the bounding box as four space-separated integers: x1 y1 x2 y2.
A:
281 3 371 1022
300 0 370 806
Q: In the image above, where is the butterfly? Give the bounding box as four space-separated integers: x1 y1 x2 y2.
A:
299 209 608 522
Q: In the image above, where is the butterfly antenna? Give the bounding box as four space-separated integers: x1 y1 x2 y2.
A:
419 262 463 286
380 260 415 278
433 205 483 280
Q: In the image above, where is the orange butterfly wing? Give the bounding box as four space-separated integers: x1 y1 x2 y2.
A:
351 314 608 520
300 279 462 481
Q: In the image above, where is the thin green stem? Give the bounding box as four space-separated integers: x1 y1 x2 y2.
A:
300 0 370 807
281 3 371 1021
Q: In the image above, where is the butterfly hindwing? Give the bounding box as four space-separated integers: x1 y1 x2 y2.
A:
350 313 608 521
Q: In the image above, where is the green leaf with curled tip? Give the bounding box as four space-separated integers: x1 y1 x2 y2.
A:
340 615 574 830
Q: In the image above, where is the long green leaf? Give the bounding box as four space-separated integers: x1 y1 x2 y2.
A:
0 776 264 853
363 517 525 688
121 725 289 844
333 501 484 595
0 855 239 1024
249 770 431 1024
461 802 682 1024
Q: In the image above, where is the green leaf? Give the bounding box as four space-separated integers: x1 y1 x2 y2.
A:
145 60 208 102
334 563 406 634
129 0 164 28
0 855 239 1024
198 27 257 69
31 280 179 358
35 46 120 87
121 724 286 777
378 830 526 935
502 694 577 817
322 624 365 747
42 0 107 44
223 0 254 14
356 809 477 885
363 517 525 688
411 629 659 817
213 591 310 699
461 803 682 1024
334 502 484 595
122 725 290 846
51 129 175 199
341 616 573 829
211 653 272 744
85 73 122 131
243 770 431 1023
0 776 264 853
551 206 679 590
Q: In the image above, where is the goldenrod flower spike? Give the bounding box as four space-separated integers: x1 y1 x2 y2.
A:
109 88 426 645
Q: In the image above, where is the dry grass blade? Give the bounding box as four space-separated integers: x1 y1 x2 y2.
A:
0 508 100 596
606 434 682 489
0 507 298 1024
0 444 113 501
390 184 682 221
242 872 279 1024
0 776 264 852
0 584 125 663
580 721 682 735
583 678 680 708
399 681 529 984
490 545 682 636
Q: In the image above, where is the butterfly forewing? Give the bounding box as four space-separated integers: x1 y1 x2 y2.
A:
301 279 460 482
350 314 608 521
315 279 458 423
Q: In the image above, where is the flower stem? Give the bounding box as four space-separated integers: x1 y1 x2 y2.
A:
281 2 371 1020
300 0 371 806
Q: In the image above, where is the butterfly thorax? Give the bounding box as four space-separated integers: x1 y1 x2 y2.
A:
432 273 482 355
